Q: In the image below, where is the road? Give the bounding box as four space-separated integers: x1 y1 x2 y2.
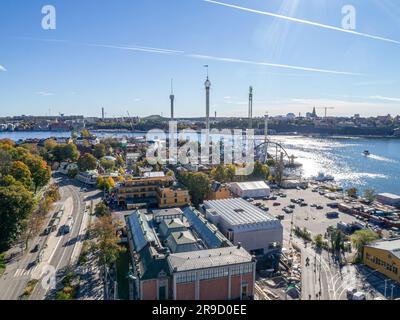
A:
0 175 97 300
271 188 360 300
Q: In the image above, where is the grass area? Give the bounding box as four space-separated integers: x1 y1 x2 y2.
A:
21 279 39 299
116 247 130 300
55 269 80 300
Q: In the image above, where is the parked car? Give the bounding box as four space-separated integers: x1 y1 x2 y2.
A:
283 207 293 214
31 244 40 253
288 204 296 209
300 202 308 207
277 214 285 220
273 202 281 206
316 205 324 210
326 211 339 219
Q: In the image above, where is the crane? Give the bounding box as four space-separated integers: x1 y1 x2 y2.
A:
316 107 335 118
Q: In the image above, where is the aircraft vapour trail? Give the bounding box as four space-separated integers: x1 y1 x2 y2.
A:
203 0 400 45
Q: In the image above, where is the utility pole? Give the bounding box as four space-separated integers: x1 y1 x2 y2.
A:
384 279 389 298
204 65 211 148
170 78 175 121
248 86 253 129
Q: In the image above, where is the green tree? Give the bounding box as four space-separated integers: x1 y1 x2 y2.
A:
314 234 324 249
211 164 228 183
100 159 115 172
363 188 377 203
78 153 98 172
346 187 358 198
351 229 379 262
115 155 125 168
179 172 210 206
80 129 92 139
93 144 106 159
25 155 51 192
10 161 33 190
251 161 269 180
0 184 34 251
330 229 346 263
95 202 111 217
90 215 125 267
53 144 79 162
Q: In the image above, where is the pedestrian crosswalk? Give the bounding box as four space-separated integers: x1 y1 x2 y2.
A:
14 265 43 278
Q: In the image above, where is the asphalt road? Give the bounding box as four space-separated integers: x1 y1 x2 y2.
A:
0 175 97 300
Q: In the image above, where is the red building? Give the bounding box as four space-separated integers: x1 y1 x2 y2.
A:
126 208 256 300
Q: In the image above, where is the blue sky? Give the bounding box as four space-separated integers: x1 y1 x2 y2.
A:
0 0 400 117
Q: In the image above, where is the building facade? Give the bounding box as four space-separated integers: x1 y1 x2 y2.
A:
116 175 190 209
364 238 400 283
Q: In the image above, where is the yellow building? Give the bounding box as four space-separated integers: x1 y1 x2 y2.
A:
206 181 231 201
116 175 190 209
363 238 400 283
157 186 190 208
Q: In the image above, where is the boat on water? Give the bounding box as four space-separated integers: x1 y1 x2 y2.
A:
363 150 371 156
312 172 335 182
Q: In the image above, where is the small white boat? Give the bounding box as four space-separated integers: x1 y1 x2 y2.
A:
312 172 335 182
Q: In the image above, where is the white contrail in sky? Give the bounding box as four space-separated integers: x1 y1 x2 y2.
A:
13 37 361 75
203 0 400 45
188 54 362 75
0 65 6 72
86 43 184 54
369 95 400 102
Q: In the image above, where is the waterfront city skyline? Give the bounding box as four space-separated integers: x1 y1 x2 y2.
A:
1 0 400 118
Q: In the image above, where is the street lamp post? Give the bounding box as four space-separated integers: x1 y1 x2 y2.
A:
391 284 395 300
384 279 389 298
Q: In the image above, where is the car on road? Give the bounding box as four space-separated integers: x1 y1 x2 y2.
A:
352 291 366 301
246 198 255 202
63 216 74 234
31 244 40 253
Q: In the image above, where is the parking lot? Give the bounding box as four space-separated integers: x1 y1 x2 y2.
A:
255 187 359 237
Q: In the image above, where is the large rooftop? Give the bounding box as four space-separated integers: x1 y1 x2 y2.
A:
203 198 279 227
231 181 270 191
168 246 253 272
366 238 400 259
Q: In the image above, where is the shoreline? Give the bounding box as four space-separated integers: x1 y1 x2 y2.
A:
0 130 399 139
